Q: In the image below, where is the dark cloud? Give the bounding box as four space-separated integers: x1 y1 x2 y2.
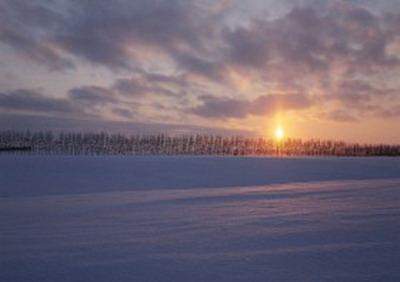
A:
143 72 188 87
0 89 76 114
0 112 254 136
112 108 135 119
55 0 214 70
2 0 399 78
112 79 148 97
224 25 269 69
173 53 225 82
112 72 188 97
334 80 374 105
0 87 120 119
0 0 216 70
59 0 213 69
189 95 251 119
68 86 117 106
223 3 399 80
0 0 73 70
0 28 73 71
189 93 312 119
329 80 397 109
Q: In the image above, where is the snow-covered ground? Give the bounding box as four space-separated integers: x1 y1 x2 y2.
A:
1 156 400 281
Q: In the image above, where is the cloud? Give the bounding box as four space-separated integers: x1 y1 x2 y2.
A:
2 0 399 78
172 52 225 82
333 80 374 105
189 93 312 119
68 86 117 106
327 79 397 110
1 0 400 130
0 112 254 136
224 3 399 80
56 0 215 70
189 95 251 119
251 94 312 115
0 86 124 120
224 25 270 69
0 0 216 70
0 28 73 71
112 79 148 97
0 89 76 114
0 0 73 70
112 108 135 119
324 110 359 122
112 72 188 97
375 105 400 118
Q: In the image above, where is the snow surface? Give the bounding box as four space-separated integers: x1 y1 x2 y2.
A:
1 156 400 281
1 155 400 197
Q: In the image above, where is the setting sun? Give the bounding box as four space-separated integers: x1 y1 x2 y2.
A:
275 126 285 141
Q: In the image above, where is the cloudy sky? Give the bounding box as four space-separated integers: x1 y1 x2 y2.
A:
1 0 400 143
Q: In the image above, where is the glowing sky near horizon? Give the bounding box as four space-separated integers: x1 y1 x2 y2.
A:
1 0 400 143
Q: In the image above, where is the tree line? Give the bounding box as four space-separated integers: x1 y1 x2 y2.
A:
0 130 399 157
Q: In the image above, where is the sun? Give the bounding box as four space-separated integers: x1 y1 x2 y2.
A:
274 126 285 141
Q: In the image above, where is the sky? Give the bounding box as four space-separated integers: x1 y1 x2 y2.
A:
1 0 400 143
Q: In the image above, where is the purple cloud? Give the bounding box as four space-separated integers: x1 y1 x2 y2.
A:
0 89 76 114
189 93 312 119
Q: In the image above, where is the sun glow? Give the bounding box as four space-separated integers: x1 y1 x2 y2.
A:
274 126 285 141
